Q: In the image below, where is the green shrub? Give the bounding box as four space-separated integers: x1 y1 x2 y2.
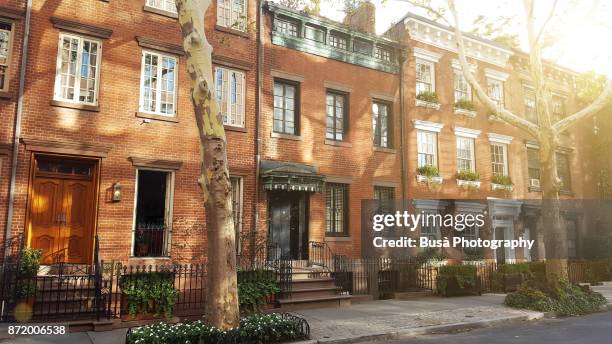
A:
492 174 513 186
416 165 440 177
15 282 36 299
437 264 478 295
120 271 178 319
454 99 476 111
20 248 42 277
416 91 439 103
456 170 480 181
505 280 607 316
237 269 280 313
125 313 308 344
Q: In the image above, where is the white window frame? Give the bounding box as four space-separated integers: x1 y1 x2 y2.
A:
145 0 177 14
0 20 15 92
415 58 435 95
217 0 247 31
456 136 475 172
486 78 504 108
53 33 102 106
215 66 246 127
417 130 438 168
230 176 244 253
131 168 175 257
453 68 471 102
490 143 509 176
139 50 178 116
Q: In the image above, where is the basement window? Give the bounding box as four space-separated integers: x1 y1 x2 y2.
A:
132 169 174 257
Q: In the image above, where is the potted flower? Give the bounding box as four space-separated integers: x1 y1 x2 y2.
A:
492 174 514 191
416 91 441 109
456 170 481 188
453 99 477 117
416 165 443 185
14 248 42 320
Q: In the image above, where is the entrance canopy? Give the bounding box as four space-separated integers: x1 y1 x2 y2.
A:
260 160 325 192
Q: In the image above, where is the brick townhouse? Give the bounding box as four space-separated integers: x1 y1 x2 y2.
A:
0 0 598 267
0 0 258 264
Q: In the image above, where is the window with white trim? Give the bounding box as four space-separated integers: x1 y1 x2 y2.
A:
487 78 504 108
416 59 434 95
230 176 243 253
215 66 245 127
524 86 537 123
146 0 177 14
417 130 437 168
54 33 101 105
217 0 247 31
490 143 508 176
0 21 14 92
453 69 471 102
140 51 178 116
456 136 475 172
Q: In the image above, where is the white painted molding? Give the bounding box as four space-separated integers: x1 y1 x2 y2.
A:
413 47 442 63
370 91 395 103
414 120 444 132
451 59 477 72
454 126 481 138
525 141 540 149
485 68 510 81
487 133 513 144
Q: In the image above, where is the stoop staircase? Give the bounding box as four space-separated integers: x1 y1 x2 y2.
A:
276 263 352 311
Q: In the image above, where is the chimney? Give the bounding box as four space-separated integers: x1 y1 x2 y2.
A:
343 1 376 35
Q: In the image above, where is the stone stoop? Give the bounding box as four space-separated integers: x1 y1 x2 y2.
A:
277 267 352 311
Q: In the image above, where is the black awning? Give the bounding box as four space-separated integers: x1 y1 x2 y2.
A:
260 160 325 193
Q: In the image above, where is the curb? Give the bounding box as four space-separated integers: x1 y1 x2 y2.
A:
295 312 544 344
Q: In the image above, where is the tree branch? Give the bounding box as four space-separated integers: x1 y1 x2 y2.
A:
401 0 453 27
553 80 612 134
534 0 558 46
447 0 540 138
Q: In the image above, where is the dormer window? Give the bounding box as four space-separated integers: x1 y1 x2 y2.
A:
353 39 373 56
304 24 325 43
375 46 391 62
329 31 348 50
276 18 299 37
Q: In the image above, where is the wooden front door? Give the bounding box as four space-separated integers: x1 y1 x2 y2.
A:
28 156 97 264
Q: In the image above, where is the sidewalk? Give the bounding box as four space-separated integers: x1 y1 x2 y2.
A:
292 294 544 343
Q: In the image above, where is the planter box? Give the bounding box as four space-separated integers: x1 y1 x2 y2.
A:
437 276 481 297
416 99 441 110
457 179 481 189
492 183 514 191
416 174 443 185
454 108 477 118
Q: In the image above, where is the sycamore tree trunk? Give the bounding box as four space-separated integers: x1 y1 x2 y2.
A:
175 0 240 329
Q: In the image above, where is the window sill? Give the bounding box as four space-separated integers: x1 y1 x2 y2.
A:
373 146 395 154
417 175 443 185
136 111 178 123
456 179 481 189
0 91 12 100
215 25 250 38
416 99 441 110
143 5 178 19
324 139 352 148
454 108 477 118
271 132 302 141
528 186 541 192
325 236 351 241
225 125 247 133
491 183 514 192
51 100 100 112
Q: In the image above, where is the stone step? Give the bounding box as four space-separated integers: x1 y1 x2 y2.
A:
289 277 337 289
277 294 351 311
288 287 341 298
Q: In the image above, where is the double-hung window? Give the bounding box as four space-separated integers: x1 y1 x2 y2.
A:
417 130 437 168
0 21 13 92
326 183 348 236
415 59 434 95
54 33 101 105
453 69 471 102
372 101 390 148
273 80 298 135
140 51 178 116
326 91 346 141
556 152 572 192
374 186 395 214
146 0 177 14
456 137 475 172
524 86 537 123
490 143 508 176
487 78 504 109
217 0 247 31
215 66 245 127
527 147 541 188
276 18 298 37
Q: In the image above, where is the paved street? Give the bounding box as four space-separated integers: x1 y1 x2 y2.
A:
374 311 612 344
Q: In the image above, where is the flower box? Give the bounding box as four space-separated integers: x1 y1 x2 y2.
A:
416 99 441 110
454 107 477 118
492 183 514 191
417 174 443 185
457 179 481 188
